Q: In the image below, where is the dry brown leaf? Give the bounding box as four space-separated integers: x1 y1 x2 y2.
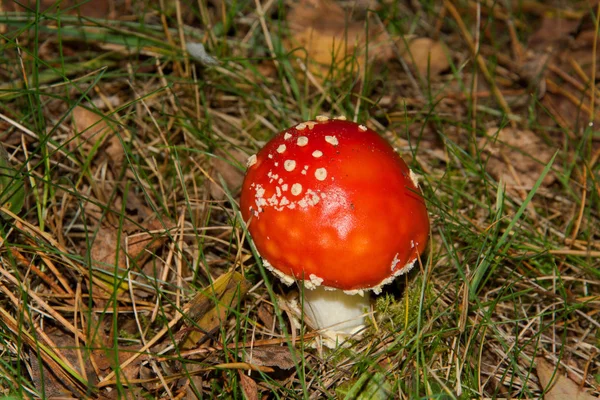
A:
29 327 97 396
90 218 167 296
257 302 275 330
95 344 148 384
238 370 259 400
72 106 110 151
242 346 297 370
480 127 557 190
72 106 124 165
285 0 393 78
210 149 246 200
536 357 597 400
404 37 450 78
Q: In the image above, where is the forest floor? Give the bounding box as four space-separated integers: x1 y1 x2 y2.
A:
0 0 599 399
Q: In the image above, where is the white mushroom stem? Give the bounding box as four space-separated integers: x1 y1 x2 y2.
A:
302 286 371 347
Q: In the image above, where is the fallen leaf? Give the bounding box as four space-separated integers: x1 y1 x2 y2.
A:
184 374 205 400
71 106 124 165
257 302 275 330
285 0 393 78
536 357 597 400
95 344 148 383
404 37 450 78
181 271 251 348
480 127 557 190
71 106 110 151
90 219 167 296
238 371 259 400
28 327 96 397
240 346 297 370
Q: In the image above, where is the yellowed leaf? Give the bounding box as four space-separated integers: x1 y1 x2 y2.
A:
181 271 251 349
285 0 393 78
536 358 597 400
404 37 449 78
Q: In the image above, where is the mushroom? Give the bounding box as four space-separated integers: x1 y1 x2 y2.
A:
240 117 429 346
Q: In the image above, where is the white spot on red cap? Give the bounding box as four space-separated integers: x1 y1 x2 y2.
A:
297 136 309 146
296 123 307 131
291 183 302 196
315 168 327 181
277 144 286 153
312 150 323 158
409 169 420 187
246 154 257 168
335 115 347 120
284 132 292 140
281 184 288 191
284 160 296 171
358 125 367 131
268 154 273 159
309 274 324 286
315 115 329 122
390 253 400 271
306 121 316 130
325 136 338 146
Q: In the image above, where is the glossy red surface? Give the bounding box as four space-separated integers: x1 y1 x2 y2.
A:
240 119 429 291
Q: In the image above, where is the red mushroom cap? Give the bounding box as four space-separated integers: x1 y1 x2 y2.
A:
240 117 429 292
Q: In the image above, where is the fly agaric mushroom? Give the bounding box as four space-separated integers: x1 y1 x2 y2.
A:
240 117 429 346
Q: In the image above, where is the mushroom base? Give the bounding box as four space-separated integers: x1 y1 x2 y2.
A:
302 286 371 348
